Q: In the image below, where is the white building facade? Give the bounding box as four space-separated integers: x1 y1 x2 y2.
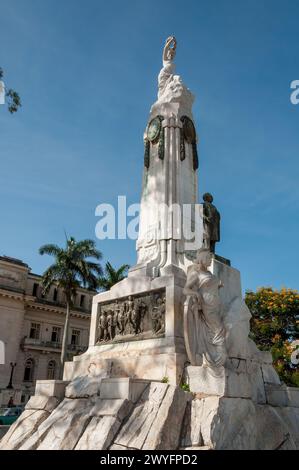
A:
0 256 93 406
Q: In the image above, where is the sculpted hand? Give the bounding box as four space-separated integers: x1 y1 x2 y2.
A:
166 36 176 47
163 36 177 62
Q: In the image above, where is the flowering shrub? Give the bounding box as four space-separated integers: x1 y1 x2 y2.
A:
245 287 299 387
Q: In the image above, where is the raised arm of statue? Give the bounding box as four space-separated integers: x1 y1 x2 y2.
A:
157 36 180 99
162 36 177 65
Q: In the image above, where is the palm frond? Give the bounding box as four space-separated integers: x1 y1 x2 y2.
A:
73 239 103 260
98 261 129 291
39 244 62 257
40 264 64 294
116 264 130 277
39 237 104 297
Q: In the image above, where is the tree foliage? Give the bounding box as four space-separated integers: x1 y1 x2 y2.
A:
98 262 129 291
39 237 103 370
0 67 21 113
39 237 103 297
245 287 299 387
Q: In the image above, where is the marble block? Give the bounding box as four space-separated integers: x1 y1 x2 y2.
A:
210 259 252 360
186 364 251 398
89 398 133 421
75 415 122 450
35 380 69 399
65 370 108 398
0 409 50 450
25 395 60 413
99 378 151 403
265 384 299 408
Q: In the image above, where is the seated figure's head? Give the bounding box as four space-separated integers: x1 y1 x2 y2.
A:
196 247 212 268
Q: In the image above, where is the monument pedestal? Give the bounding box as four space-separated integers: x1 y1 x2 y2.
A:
64 271 188 386
64 257 249 386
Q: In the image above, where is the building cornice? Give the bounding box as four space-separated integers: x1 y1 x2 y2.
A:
0 287 90 319
0 287 24 301
25 300 90 319
0 256 29 269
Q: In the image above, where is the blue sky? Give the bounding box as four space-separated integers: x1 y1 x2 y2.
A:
0 0 298 292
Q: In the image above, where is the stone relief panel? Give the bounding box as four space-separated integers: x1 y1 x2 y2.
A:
96 289 166 345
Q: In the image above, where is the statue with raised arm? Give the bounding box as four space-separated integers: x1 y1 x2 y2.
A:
183 248 227 369
154 36 194 109
158 36 177 99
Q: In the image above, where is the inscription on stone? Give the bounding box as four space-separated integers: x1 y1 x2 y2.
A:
96 289 166 344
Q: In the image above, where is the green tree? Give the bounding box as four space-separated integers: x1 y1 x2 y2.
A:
245 287 299 387
0 67 21 113
98 262 129 291
39 237 102 373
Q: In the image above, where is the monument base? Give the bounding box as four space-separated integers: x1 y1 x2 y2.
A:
1 377 298 450
63 338 187 386
1 261 298 450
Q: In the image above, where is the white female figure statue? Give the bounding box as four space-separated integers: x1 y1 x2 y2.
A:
183 248 227 370
158 36 177 99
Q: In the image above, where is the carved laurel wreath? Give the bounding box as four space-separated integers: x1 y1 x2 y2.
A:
144 115 198 171
144 115 164 168
180 116 198 171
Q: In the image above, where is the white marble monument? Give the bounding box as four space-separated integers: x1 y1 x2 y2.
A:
1 38 298 451
60 36 204 386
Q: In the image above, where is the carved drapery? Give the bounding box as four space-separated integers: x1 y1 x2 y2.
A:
183 251 227 369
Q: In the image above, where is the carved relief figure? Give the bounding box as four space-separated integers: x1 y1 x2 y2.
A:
106 309 114 341
202 193 220 254
151 296 165 335
125 295 135 334
136 300 147 333
130 299 144 334
97 310 108 342
115 301 125 336
183 248 227 369
96 290 166 344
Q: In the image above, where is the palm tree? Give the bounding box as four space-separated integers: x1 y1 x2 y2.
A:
98 262 129 291
39 237 102 373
